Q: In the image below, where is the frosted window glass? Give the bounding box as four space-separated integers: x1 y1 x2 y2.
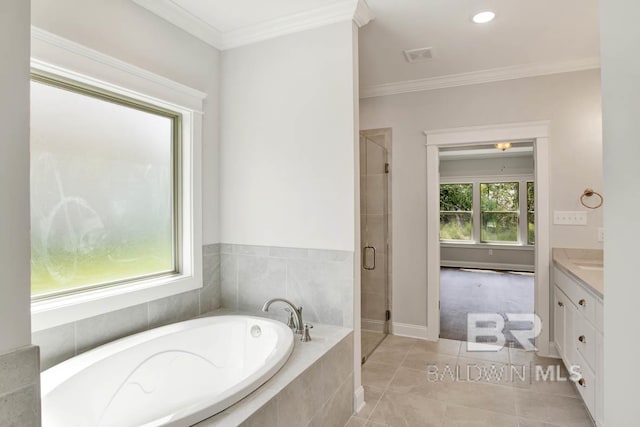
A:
30 80 176 297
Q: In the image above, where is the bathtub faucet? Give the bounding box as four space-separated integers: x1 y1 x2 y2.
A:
261 298 305 335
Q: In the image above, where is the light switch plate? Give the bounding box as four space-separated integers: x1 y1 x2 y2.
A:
598 227 604 242
553 211 588 225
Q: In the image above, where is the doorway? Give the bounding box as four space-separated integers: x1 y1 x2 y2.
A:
424 121 551 355
360 129 391 361
438 144 536 347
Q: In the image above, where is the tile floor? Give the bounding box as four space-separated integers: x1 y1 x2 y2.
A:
345 335 594 427
362 330 386 361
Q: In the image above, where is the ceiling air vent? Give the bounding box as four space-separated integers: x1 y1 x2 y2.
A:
403 47 434 63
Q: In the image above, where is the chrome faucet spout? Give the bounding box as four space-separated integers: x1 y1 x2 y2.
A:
262 298 304 335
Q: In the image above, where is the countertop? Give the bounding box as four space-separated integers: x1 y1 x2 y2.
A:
553 248 604 299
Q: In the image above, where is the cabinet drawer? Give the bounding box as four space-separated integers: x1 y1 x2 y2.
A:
554 267 596 325
574 314 596 370
574 350 596 419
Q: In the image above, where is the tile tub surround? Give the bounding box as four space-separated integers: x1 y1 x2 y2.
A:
220 244 355 328
348 335 595 427
0 346 41 426
32 244 222 371
193 317 354 427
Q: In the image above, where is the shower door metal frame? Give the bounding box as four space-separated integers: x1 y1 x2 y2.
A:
360 128 392 354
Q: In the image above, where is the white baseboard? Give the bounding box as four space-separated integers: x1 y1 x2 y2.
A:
354 385 365 414
362 318 385 332
391 322 438 341
441 260 534 272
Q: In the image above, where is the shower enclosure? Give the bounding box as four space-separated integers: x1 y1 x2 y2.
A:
360 130 391 362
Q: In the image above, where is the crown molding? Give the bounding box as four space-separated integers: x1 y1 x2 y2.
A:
353 0 375 27
132 0 223 48
132 0 373 51
360 57 601 99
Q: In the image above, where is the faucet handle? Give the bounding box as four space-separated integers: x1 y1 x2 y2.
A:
301 323 313 342
284 308 296 330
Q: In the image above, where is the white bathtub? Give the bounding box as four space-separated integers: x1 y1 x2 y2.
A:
41 315 294 427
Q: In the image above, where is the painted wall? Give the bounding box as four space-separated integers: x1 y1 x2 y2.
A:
360 70 603 327
601 1 640 424
220 21 357 252
0 0 31 355
32 0 222 245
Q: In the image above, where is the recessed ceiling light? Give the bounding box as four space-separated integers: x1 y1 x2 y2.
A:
472 11 496 24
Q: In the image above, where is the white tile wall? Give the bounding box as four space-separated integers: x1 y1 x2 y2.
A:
220 244 355 328
0 346 41 425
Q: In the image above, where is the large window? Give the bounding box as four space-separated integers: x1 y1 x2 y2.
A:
440 184 473 240
480 182 519 243
30 74 180 298
439 179 534 245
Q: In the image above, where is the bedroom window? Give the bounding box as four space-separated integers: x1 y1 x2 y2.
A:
480 182 519 243
440 183 473 241
440 180 534 246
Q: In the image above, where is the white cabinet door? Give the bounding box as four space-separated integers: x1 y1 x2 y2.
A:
554 286 566 359
596 331 604 426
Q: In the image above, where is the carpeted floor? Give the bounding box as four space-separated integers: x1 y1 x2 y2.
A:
440 267 535 348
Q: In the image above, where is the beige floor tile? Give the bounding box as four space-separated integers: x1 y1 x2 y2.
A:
360 338 593 427
517 418 563 427
456 357 522 386
367 343 411 366
441 381 518 416
356 386 384 419
458 342 510 364
369 390 446 427
412 338 461 356
344 416 392 427
526 374 579 397
442 404 519 427
402 348 458 372
509 348 563 368
362 361 399 389
517 417 593 427
514 389 593 426
344 417 369 427
377 335 419 351
363 331 387 359
388 367 451 397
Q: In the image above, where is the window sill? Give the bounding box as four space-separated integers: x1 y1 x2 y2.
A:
31 271 202 332
440 242 535 251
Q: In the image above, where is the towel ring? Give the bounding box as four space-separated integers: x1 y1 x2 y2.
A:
580 188 603 209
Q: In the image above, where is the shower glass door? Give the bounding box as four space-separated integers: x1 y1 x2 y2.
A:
360 134 389 362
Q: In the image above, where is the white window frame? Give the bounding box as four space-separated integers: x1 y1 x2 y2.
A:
30 28 206 331
440 175 534 246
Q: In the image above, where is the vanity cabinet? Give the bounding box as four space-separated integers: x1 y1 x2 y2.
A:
553 266 604 426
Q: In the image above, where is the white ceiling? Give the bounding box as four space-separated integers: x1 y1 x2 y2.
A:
359 0 600 89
